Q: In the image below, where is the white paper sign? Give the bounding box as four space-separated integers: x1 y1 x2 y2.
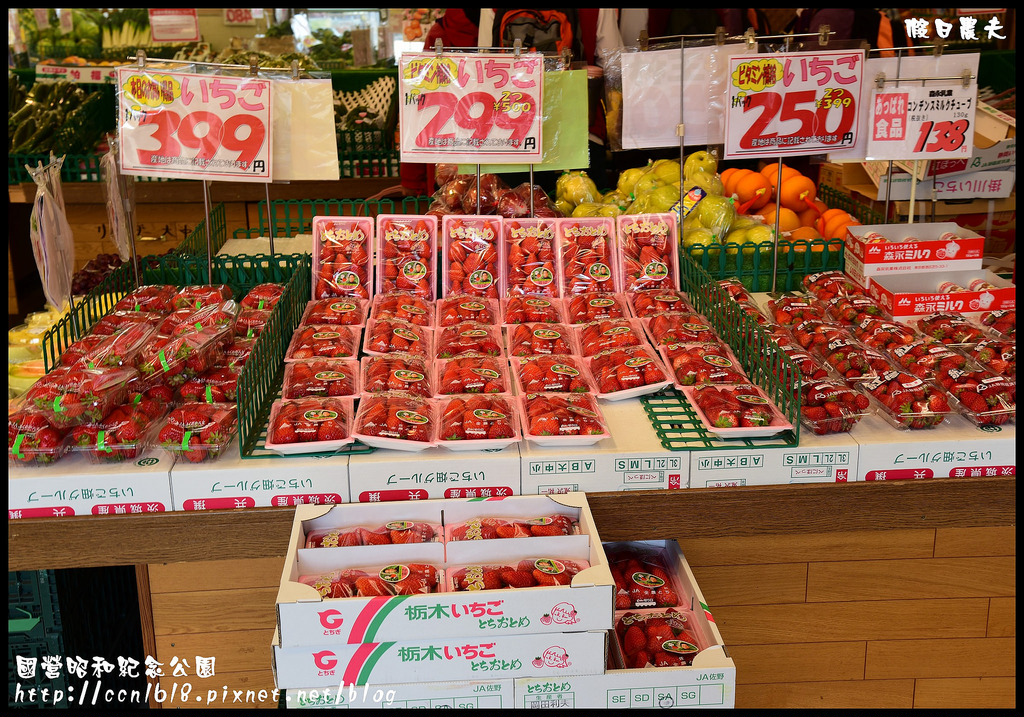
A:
148 8 200 43
271 78 340 181
866 83 977 160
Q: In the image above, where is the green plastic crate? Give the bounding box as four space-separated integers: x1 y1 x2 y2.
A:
242 197 436 239
8 570 66 710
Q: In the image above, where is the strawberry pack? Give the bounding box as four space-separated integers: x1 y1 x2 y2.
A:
8 402 70 465
556 216 619 295
305 520 441 548
25 365 137 428
801 270 866 302
501 295 564 325
799 378 872 435
266 397 354 454
916 312 987 346
979 309 1014 340
312 216 374 300
69 397 166 463
172 284 233 310
889 338 971 386
503 217 559 297
437 394 520 449
518 393 609 445
112 284 179 314
577 319 646 357
824 294 890 326
645 313 718 347
89 310 162 337
442 215 503 298
369 292 434 326
156 300 239 338
434 322 503 359
660 342 748 388
766 295 827 326
508 323 577 357
435 295 499 327
363 318 432 359
860 370 951 429
967 339 1015 376
614 609 704 669
435 355 509 396
375 214 438 299
565 292 630 325
300 563 441 597
717 277 755 303
234 307 272 338
511 355 593 394
60 322 156 370
853 317 919 352
239 282 286 310
156 401 238 462
135 325 230 387
446 514 578 541
944 370 1016 427
616 213 679 292
360 354 433 398
285 324 360 361
284 358 360 399
300 298 368 327
448 558 589 591
605 542 683 610
586 345 671 400
177 366 239 404
629 289 692 319
352 394 435 450
813 338 892 383
686 383 791 437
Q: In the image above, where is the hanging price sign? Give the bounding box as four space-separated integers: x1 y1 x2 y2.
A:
116 67 272 182
398 51 544 164
865 84 977 161
724 50 864 159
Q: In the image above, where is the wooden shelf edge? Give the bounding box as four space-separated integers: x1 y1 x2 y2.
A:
7 477 1015 571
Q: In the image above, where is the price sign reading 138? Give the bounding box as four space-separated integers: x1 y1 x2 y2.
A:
398 52 544 164
866 84 977 161
724 50 864 159
116 68 272 182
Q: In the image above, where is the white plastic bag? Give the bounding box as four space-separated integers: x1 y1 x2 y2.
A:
27 155 75 310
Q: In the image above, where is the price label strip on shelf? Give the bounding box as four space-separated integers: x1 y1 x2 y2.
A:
115 67 273 182
724 50 864 159
865 84 977 161
398 51 544 164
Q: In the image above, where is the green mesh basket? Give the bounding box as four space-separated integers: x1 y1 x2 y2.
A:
174 203 228 257
241 197 436 239
684 237 846 293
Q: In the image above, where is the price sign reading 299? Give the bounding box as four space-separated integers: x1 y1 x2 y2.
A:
398 52 544 164
724 50 864 159
116 68 272 182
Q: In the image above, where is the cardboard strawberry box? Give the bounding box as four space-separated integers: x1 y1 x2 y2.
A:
513 540 736 709
845 222 985 288
276 494 614 648
866 269 1015 318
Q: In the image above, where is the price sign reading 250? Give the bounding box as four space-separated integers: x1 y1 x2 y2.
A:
724 50 864 159
116 68 273 182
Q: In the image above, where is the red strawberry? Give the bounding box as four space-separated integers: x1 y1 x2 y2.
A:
621 625 647 656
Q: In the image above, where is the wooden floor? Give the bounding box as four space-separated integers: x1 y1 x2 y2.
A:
145 524 1015 709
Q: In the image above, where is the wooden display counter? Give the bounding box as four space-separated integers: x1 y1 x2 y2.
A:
7 477 1015 709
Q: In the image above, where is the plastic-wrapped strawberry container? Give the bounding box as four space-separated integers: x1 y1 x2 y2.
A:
577 318 647 357
614 609 705 668
435 295 500 327
369 292 434 327
616 213 679 292
265 397 355 455
813 337 893 383
644 313 719 347
629 289 693 319
239 282 285 310
90 310 163 337
234 308 272 338
916 312 987 347
853 317 919 353
659 342 748 389
434 322 503 359
446 513 579 541
447 558 589 591
978 309 1015 341
352 394 436 451
300 298 368 327
8 402 71 466
312 216 374 300
767 333 830 381
435 355 509 396
735 299 770 326
442 215 503 298
945 370 1016 427
766 295 828 326
437 394 520 451
801 270 866 301
363 318 433 359
112 284 179 314
172 284 233 310
222 337 256 372
125 374 176 410
565 292 631 325
824 294 890 326
285 325 361 362
518 393 609 446
299 563 442 598
605 541 686 610
683 383 793 438
361 354 433 398
135 325 231 387
799 378 872 435
556 216 619 295
717 277 755 303
59 322 157 370
888 338 973 387
157 300 239 338
154 401 238 463
966 339 1015 376
69 397 167 463
376 214 438 299
25 365 138 428
507 323 578 358
503 217 560 297
177 366 240 403
500 295 565 325
586 345 672 400
305 520 441 548
858 370 951 430
283 358 359 399
511 355 593 394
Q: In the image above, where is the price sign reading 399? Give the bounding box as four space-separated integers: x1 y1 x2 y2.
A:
116 68 272 182
724 50 863 159
398 52 544 164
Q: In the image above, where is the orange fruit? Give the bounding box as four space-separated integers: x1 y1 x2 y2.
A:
815 208 848 235
778 175 818 213
822 211 859 239
723 168 754 198
759 206 801 233
760 164 801 189
734 171 773 212
797 199 828 228
720 167 739 192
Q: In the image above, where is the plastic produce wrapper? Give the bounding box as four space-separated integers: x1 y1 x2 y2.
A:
100 141 135 263
458 70 589 175
616 42 754 150
271 75 340 181
27 155 75 313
